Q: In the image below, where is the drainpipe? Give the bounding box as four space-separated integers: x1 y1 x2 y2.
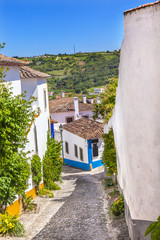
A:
87 139 92 171
59 124 64 160
51 120 54 138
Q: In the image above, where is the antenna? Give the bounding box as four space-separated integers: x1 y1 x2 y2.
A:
74 45 75 54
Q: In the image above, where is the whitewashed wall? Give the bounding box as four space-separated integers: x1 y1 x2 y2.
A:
51 110 93 124
21 78 38 101
36 78 49 160
21 77 50 190
63 129 89 164
112 3 160 223
1 66 21 95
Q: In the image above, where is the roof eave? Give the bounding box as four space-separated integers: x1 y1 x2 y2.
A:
124 0 160 15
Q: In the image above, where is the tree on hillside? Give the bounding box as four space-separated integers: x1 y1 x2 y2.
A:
93 77 118 122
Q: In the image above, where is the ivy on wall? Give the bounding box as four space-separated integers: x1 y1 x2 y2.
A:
103 128 117 176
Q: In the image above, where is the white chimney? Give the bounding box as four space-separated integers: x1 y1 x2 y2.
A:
74 97 79 120
96 97 101 104
61 91 65 98
90 99 94 104
82 95 86 104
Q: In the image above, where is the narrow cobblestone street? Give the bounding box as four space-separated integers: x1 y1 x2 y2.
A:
33 166 111 240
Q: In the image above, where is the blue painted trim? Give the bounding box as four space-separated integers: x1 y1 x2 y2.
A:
63 158 90 171
51 123 54 138
87 139 92 164
92 159 103 169
61 131 64 160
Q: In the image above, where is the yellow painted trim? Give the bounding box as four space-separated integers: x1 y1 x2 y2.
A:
6 198 22 216
6 183 44 216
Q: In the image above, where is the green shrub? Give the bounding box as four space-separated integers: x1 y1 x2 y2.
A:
145 216 160 239
110 194 124 217
0 211 25 237
43 133 62 190
31 154 42 188
108 188 119 198
38 188 54 198
22 194 34 212
104 177 114 188
49 182 61 190
103 128 117 176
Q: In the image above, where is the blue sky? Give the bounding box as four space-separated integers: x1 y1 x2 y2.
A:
1 0 155 57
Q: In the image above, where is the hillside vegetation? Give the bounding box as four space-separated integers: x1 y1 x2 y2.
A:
19 51 120 94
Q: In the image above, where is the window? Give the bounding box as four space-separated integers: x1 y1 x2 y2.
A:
83 115 89 119
65 141 69 154
74 144 78 158
93 143 98 157
43 89 47 109
34 124 38 154
79 147 83 161
66 117 73 123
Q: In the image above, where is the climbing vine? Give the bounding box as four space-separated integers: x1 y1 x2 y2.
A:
31 154 42 189
103 128 117 176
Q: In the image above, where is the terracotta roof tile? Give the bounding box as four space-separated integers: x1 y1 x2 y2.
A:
63 118 104 139
0 54 29 66
124 0 160 14
49 98 94 113
20 66 51 79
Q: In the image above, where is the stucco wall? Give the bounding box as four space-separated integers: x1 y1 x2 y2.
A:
63 130 89 164
112 2 160 223
51 110 92 124
21 77 50 191
1 66 21 95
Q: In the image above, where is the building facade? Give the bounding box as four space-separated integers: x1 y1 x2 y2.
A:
62 118 104 171
0 55 50 215
111 2 160 239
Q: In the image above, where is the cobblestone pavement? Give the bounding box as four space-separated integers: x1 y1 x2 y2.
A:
32 166 111 240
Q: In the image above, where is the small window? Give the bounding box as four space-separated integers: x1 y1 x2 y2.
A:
79 147 83 161
83 115 89 119
93 143 98 157
74 144 78 158
66 117 73 123
34 124 38 154
65 141 69 154
43 89 47 109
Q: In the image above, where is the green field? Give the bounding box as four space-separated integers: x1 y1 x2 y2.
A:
18 50 120 95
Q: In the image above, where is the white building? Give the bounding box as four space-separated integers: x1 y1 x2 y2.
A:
110 2 160 239
0 54 50 215
20 66 50 191
49 95 94 140
62 118 104 171
93 88 104 95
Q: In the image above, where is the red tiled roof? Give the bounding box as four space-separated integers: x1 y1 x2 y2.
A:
124 0 160 14
0 54 29 66
63 118 104 139
20 66 51 79
49 98 94 114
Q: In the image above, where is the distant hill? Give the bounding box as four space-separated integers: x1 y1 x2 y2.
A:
18 51 120 94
